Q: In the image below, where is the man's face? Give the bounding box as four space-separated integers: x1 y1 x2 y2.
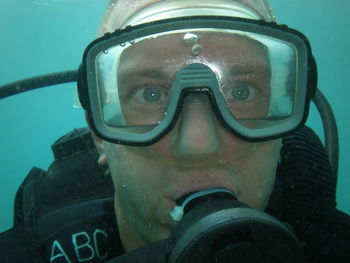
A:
98 29 282 251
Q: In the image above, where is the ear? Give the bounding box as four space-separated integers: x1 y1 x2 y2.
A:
91 132 108 166
85 112 107 166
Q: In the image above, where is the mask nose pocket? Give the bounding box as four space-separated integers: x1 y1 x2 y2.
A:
171 92 223 158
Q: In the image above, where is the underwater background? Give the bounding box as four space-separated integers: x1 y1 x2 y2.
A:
0 0 349 233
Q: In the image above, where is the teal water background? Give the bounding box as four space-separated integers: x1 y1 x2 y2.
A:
0 0 349 233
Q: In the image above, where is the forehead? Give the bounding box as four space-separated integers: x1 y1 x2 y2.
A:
99 0 275 35
100 0 165 34
120 31 268 60
118 31 270 78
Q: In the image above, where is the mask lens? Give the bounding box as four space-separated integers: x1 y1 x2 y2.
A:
220 34 297 131
88 21 307 143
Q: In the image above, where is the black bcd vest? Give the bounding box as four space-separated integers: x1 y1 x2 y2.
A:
1 126 349 263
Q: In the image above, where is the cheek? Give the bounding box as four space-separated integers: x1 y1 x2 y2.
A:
105 143 171 219
235 140 281 209
106 145 157 201
104 143 174 243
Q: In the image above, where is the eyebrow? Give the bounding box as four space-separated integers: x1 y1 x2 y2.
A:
229 64 271 76
118 68 169 79
118 63 271 82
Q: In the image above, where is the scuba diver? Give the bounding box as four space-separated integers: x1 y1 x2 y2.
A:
0 0 350 262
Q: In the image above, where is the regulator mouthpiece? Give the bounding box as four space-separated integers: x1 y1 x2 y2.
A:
169 188 236 222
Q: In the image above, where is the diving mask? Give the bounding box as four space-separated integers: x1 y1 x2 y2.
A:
78 16 316 145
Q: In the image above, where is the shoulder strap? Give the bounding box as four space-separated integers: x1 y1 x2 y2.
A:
268 126 350 262
9 128 124 263
0 225 34 263
267 126 337 217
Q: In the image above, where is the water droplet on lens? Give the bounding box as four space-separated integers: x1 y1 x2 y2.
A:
148 223 155 232
252 144 257 152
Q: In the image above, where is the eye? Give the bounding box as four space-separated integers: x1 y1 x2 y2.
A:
128 85 168 112
229 84 256 102
141 86 163 102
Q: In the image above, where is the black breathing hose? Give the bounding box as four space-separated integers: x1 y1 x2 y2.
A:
0 71 339 180
0 70 77 99
313 89 339 180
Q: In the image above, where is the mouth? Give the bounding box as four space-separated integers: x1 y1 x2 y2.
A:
175 188 234 206
169 174 239 207
169 187 236 222
176 191 198 206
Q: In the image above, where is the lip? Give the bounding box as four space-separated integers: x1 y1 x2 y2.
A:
165 170 240 210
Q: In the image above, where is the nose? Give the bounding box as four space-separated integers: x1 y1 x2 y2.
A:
170 93 224 159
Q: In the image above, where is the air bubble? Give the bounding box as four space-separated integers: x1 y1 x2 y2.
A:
120 42 126 47
191 44 203 56
183 33 200 45
103 50 109 54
